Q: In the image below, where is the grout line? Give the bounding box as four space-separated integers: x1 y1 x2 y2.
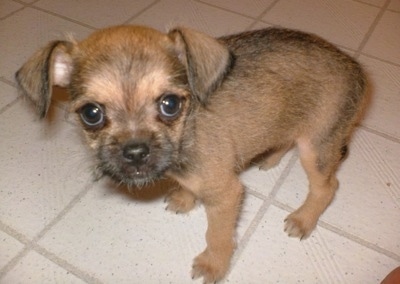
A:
0 183 96 283
122 0 161 25
360 125 400 144
6 0 97 31
245 187 268 201
0 6 25 21
29 5 97 31
195 0 281 31
354 0 391 58
353 0 383 8
13 0 42 4
359 52 400 68
225 151 299 280
272 200 400 262
0 97 21 117
0 222 32 248
0 76 17 87
318 221 400 262
195 0 258 22
246 0 281 31
32 244 102 284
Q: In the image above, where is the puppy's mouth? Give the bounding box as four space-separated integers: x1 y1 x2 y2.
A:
94 141 174 187
98 163 161 187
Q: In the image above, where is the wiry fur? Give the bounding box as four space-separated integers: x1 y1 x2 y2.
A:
16 25 367 283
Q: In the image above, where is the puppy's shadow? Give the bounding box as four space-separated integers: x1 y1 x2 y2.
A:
103 178 175 203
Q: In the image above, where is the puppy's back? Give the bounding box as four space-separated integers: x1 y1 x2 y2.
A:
198 28 368 164
218 27 366 127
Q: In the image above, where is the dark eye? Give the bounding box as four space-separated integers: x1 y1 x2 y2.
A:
158 94 182 119
79 103 105 128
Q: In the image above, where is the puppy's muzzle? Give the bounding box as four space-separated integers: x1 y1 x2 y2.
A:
123 142 150 166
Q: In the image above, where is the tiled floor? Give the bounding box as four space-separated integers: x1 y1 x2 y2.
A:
1 0 399 283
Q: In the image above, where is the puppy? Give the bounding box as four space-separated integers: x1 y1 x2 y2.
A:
16 25 367 283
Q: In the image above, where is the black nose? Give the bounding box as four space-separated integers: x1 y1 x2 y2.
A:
123 143 150 165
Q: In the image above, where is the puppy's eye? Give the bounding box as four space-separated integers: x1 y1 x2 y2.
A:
79 103 105 128
158 94 182 120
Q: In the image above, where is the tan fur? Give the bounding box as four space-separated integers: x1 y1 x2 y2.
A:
16 25 368 283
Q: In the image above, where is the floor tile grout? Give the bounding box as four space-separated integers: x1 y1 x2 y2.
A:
354 0 391 58
4 1 399 70
28 5 97 30
272 200 400 263
122 0 161 25
31 244 102 284
0 221 32 249
360 125 400 144
0 76 17 87
246 0 282 30
320 219 400 262
0 6 25 21
0 183 95 281
0 97 21 117
360 52 400 68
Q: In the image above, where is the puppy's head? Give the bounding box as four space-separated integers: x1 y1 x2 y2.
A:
16 25 233 187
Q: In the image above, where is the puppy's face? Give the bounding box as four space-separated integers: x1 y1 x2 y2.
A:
16 25 232 186
69 28 193 186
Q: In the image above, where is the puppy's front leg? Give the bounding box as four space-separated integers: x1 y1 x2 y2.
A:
192 175 244 283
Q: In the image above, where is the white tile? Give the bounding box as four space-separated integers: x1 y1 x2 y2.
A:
275 129 400 254
0 100 93 239
363 10 400 65
198 0 275 18
35 0 155 29
0 231 24 269
360 56 400 139
227 206 398 283
130 0 254 37
1 251 86 284
0 8 92 81
0 0 23 19
38 180 263 283
263 0 379 49
0 82 18 110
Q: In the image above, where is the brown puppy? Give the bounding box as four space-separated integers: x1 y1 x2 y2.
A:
16 25 367 283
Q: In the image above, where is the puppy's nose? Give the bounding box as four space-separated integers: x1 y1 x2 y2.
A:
123 143 150 165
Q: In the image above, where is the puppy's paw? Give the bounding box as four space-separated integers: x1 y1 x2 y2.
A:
192 250 229 284
165 188 196 214
284 211 317 240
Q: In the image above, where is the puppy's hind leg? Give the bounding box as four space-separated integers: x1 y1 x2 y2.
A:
284 137 342 239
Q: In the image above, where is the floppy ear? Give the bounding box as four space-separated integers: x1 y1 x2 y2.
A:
168 27 233 104
15 41 74 118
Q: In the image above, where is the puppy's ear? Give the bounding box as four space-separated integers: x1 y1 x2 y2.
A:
15 41 74 118
168 27 233 104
